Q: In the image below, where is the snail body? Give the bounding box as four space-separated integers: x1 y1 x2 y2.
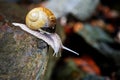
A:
26 7 56 33
12 23 79 56
12 7 79 56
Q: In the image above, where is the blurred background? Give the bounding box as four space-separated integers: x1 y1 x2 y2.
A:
0 0 120 80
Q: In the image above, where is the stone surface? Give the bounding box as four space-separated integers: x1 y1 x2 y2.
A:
0 2 49 80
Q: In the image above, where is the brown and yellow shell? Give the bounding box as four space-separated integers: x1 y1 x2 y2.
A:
26 7 56 33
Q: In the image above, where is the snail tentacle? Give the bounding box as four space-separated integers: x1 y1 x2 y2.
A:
62 46 79 55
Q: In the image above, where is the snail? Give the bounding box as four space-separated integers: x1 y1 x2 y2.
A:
12 7 79 56
26 7 56 34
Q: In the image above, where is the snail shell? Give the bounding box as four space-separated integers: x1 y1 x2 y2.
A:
26 7 56 33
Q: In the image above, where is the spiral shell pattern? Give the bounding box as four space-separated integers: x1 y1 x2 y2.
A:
26 7 56 32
